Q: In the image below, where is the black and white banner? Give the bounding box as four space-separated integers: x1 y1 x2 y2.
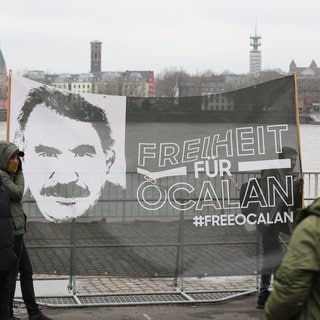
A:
9 75 302 227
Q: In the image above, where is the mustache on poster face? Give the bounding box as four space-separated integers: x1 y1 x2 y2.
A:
40 182 90 198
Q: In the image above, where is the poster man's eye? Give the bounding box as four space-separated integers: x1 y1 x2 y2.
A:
71 145 96 158
35 145 62 158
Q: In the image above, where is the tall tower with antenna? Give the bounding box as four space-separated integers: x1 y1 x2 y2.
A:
249 24 261 75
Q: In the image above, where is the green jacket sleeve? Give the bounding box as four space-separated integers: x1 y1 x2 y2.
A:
264 215 320 320
0 170 24 201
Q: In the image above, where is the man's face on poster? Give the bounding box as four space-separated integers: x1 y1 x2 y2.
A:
22 104 112 222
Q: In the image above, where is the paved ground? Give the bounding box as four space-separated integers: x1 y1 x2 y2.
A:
25 219 260 277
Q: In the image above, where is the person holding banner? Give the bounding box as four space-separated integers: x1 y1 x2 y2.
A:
256 146 303 309
14 85 116 222
265 198 320 319
0 141 53 320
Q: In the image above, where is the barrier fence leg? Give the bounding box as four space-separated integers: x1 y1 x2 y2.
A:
68 218 77 295
173 210 184 291
256 229 260 290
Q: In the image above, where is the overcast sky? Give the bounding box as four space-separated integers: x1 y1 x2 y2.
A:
1 0 319 76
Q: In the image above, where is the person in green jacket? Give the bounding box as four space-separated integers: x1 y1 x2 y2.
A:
0 141 52 320
264 198 320 320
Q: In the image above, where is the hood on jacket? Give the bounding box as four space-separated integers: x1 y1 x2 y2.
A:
295 198 320 225
0 140 24 171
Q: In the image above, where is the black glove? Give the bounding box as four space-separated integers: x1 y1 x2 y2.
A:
293 179 303 194
293 179 303 209
17 158 23 172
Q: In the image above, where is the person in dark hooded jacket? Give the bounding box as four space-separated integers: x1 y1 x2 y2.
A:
0 175 16 320
0 141 52 320
256 146 303 309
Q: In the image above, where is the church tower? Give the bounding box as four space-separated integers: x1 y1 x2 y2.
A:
249 25 261 75
90 40 102 73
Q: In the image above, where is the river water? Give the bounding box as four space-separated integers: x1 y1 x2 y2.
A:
299 124 320 172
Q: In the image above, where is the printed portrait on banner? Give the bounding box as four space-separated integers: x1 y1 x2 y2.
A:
10 76 126 222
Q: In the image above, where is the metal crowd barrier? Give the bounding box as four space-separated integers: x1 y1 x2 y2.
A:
19 172 319 305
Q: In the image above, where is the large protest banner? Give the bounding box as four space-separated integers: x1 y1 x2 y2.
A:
8 74 302 279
